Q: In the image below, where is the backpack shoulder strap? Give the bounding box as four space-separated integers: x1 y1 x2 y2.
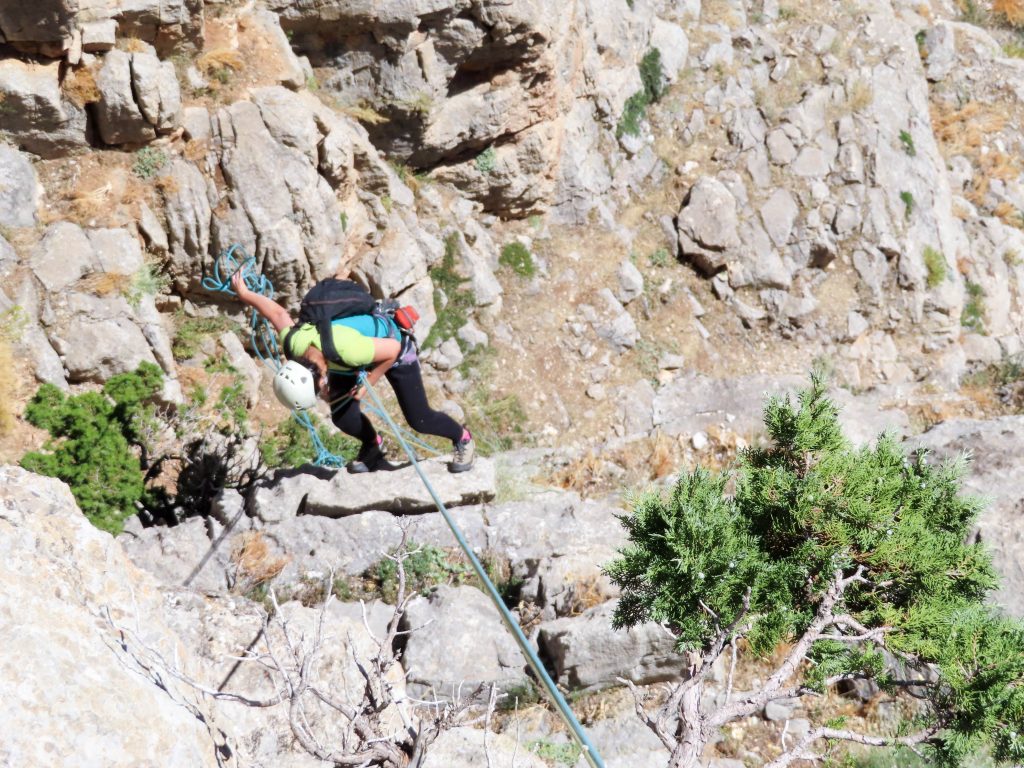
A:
318 318 340 363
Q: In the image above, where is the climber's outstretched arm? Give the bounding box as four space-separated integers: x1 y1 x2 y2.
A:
231 271 294 332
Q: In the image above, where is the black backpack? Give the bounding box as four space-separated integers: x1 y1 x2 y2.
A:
284 278 378 363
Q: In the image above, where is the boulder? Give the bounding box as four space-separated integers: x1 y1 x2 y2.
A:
910 417 1024 618
0 58 87 157
677 177 741 274
115 0 205 55
0 144 39 227
29 221 96 292
0 466 230 767
0 0 76 51
401 584 529 697
159 158 213 294
95 50 181 144
211 100 343 306
538 602 689 691
297 456 495 518
421 727 547 768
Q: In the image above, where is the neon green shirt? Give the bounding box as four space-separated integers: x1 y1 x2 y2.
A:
280 323 375 372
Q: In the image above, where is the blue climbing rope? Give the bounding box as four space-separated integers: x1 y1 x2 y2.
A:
359 371 608 768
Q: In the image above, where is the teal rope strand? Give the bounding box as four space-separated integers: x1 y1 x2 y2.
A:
358 372 607 768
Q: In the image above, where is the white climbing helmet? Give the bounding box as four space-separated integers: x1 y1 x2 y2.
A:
273 360 318 411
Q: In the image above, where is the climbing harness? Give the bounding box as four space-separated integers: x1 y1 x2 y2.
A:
360 371 608 768
206 246 607 765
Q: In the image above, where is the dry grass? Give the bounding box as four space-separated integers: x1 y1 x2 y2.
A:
994 201 1024 228
230 531 289 595
564 575 608 616
336 101 391 126
846 77 874 113
197 48 245 76
78 270 134 297
930 100 1021 206
994 0 1024 26
118 37 150 53
69 181 116 222
0 340 17 435
62 66 100 107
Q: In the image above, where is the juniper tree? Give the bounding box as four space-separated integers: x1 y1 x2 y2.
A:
605 376 1024 768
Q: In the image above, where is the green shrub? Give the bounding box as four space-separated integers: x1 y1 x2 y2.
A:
617 91 650 138
21 362 164 534
132 147 169 180
649 247 671 267
923 245 947 288
124 261 170 309
639 47 666 103
499 241 535 277
962 280 987 333
606 375 1024 767
370 542 474 603
424 233 475 349
528 740 581 766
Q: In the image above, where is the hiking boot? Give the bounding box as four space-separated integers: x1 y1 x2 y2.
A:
449 435 475 473
347 442 389 474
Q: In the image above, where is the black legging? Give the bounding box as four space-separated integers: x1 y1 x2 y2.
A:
328 359 464 451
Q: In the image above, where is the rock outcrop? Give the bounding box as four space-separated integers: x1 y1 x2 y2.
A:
0 466 232 768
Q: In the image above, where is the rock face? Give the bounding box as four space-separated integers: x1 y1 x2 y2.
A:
0 144 39 226
0 466 232 768
95 48 182 145
25 222 178 385
0 58 88 157
911 417 1024 618
269 0 661 216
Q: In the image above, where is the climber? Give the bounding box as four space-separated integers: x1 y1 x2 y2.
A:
231 271 475 474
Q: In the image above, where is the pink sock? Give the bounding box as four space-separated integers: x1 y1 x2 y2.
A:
460 428 471 443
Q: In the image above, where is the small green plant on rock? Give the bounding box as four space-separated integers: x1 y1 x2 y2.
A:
475 146 497 174
424 232 475 349
132 147 169 180
898 129 917 157
962 280 987 333
649 247 671 267
923 245 947 288
260 413 359 468
499 241 535 277
124 261 170 309
900 190 915 220
172 313 238 361
371 542 473 604
617 47 665 137
528 740 582 766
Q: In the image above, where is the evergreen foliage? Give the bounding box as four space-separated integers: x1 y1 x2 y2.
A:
21 362 164 535
606 376 1024 766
